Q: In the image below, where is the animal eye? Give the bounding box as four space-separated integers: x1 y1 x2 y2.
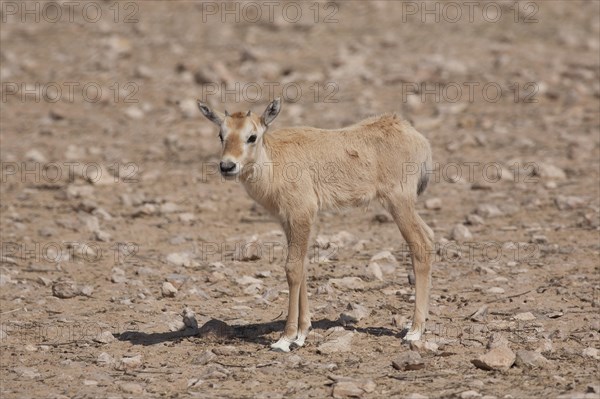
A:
218 132 223 143
247 135 257 144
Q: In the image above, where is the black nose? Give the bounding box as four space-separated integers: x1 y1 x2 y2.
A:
219 161 236 173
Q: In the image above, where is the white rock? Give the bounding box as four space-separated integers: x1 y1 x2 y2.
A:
487 287 505 294
392 351 424 371
582 347 599 360
514 312 536 321
66 184 94 199
82 214 100 232
466 214 485 225
536 163 566 180
13 366 40 379
94 229 111 242
410 340 439 354
469 305 489 322
85 165 116 186
316 282 334 295
536 338 554 353
332 380 372 399
329 375 375 398
111 267 127 284
24 344 37 352
365 262 383 281
161 282 178 298
25 149 46 163
120 382 143 394
179 98 200 119
94 331 115 344
329 277 365 291
96 352 114 366
212 345 240 356
425 198 442 210
475 204 504 218
135 65 153 79
243 284 261 295
166 252 194 267
487 333 510 349
460 391 482 399
0 274 12 285
192 350 216 365
52 279 81 298
235 275 263 285
515 350 550 369
472 347 516 371
178 213 195 222
160 202 179 214
329 231 357 248
369 251 399 274
353 239 369 252
451 224 472 242
555 195 586 210
125 106 144 120
340 303 370 324
119 354 143 370
106 35 132 55
317 332 354 354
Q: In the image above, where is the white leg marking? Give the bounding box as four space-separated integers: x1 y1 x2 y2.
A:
404 328 422 342
292 332 307 347
270 337 293 352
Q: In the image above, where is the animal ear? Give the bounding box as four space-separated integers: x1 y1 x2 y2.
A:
261 97 281 126
197 100 225 125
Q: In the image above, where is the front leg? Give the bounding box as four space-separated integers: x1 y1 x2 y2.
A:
271 215 313 352
294 273 311 347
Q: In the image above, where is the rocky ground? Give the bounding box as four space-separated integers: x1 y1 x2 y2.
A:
1 1 599 398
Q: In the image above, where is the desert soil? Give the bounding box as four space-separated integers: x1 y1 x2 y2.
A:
1 1 599 398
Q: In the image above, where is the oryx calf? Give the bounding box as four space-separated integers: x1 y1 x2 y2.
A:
197 98 434 352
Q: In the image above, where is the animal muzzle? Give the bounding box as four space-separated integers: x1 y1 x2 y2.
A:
219 160 238 175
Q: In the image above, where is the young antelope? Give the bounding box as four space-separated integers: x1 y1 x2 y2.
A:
197 98 434 352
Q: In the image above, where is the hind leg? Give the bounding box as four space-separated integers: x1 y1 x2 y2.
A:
386 198 433 341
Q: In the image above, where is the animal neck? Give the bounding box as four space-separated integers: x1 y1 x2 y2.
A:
239 138 274 190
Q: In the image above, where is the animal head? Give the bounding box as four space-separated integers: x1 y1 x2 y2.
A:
197 98 281 178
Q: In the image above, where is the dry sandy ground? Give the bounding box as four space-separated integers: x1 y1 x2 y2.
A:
1 1 599 398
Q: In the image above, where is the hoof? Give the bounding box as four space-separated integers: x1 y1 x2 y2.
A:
270 337 293 352
404 328 422 342
292 332 307 347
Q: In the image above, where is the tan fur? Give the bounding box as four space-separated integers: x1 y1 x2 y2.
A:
198 99 434 350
